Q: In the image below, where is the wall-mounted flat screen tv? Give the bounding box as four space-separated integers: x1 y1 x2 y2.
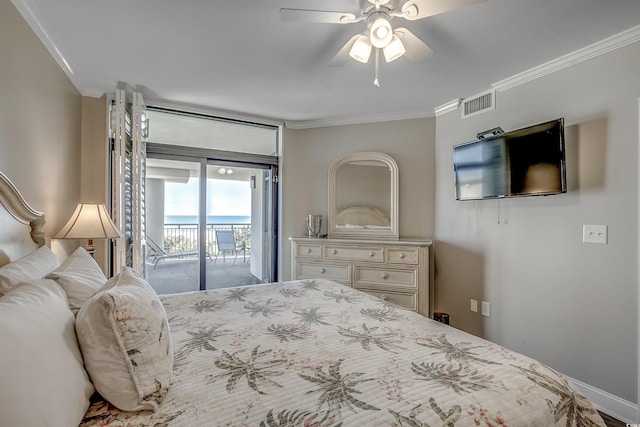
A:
453 118 566 201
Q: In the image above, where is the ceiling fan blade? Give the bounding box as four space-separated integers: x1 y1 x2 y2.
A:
329 33 362 66
279 8 358 24
394 28 434 63
401 0 486 21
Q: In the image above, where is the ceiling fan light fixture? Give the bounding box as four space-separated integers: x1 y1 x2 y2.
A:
383 34 405 62
369 17 393 48
349 34 372 63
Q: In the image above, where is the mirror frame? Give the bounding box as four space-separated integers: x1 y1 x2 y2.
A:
328 152 398 240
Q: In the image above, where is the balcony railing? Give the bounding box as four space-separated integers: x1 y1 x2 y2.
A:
162 223 251 256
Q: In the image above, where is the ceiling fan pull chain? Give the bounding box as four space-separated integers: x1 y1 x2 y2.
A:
374 48 380 87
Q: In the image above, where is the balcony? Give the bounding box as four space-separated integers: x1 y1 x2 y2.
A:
145 223 260 294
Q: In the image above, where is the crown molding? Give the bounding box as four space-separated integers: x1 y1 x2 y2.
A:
83 89 105 98
492 24 640 93
434 99 462 117
10 0 100 97
284 107 434 129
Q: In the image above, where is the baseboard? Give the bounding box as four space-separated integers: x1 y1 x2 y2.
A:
568 375 638 424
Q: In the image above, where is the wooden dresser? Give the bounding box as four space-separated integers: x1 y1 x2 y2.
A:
289 237 432 316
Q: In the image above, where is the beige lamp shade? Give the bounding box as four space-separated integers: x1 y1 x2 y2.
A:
54 203 123 253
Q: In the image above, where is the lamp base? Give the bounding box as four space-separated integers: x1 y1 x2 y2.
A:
84 239 95 257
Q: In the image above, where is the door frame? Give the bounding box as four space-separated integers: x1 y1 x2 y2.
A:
146 143 279 290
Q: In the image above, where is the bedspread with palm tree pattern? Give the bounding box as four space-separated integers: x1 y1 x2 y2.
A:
81 279 605 426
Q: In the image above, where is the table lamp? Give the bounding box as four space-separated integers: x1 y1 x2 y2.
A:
54 203 123 255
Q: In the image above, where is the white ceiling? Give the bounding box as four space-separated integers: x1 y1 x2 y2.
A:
13 0 640 128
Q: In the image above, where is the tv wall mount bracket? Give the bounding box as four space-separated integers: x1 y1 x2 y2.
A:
476 127 504 139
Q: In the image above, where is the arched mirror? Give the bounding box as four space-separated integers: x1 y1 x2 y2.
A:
328 152 398 240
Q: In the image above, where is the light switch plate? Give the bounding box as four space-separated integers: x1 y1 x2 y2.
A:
583 225 607 244
481 301 491 317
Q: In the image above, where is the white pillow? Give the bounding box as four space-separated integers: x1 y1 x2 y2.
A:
0 246 59 295
76 267 172 412
0 279 94 427
48 247 107 314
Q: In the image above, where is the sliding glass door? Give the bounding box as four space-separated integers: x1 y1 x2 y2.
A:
204 163 276 289
145 154 277 294
138 106 279 294
145 158 201 293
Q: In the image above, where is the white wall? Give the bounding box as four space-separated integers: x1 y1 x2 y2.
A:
0 0 81 258
434 41 640 404
281 117 436 280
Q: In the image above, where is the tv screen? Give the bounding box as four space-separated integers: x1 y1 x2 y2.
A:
454 118 566 200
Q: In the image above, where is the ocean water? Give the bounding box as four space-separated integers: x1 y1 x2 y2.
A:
164 215 251 225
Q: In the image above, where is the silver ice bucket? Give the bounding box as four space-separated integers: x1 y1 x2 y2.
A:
306 214 322 237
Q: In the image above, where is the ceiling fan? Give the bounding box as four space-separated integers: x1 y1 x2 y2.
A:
280 0 486 86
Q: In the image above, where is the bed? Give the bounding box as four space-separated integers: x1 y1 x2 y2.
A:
0 170 606 427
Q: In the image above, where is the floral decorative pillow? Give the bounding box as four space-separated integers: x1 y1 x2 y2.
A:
47 247 107 314
75 267 172 412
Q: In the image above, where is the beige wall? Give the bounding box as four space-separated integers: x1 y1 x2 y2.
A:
434 41 640 402
80 96 110 270
281 117 436 280
0 0 81 258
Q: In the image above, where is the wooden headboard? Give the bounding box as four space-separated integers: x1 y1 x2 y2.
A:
0 171 46 267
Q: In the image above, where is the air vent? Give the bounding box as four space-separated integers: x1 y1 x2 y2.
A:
461 89 495 119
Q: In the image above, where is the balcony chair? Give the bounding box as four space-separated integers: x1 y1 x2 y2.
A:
214 229 246 265
146 236 212 269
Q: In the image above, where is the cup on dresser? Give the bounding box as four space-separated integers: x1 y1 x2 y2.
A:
306 214 322 237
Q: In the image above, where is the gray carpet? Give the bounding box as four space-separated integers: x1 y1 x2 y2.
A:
145 256 261 295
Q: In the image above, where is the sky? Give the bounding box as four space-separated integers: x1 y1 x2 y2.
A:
165 178 251 217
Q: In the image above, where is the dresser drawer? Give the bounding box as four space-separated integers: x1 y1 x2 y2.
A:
295 262 351 284
354 266 417 288
386 247 420 264
295 243 323 259
324 245 384 262
357 288 418 312
290 236 431 317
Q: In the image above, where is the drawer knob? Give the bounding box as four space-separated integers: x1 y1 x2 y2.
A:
381 294 388 301
305 248 312 253
382 273 389 280
399 253 406 259
332 249 338 255
369 251 375 257
320 268 326 274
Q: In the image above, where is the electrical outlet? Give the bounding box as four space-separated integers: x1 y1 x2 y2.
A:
583 225 607 244
470 299 478 312
481 301 491 317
